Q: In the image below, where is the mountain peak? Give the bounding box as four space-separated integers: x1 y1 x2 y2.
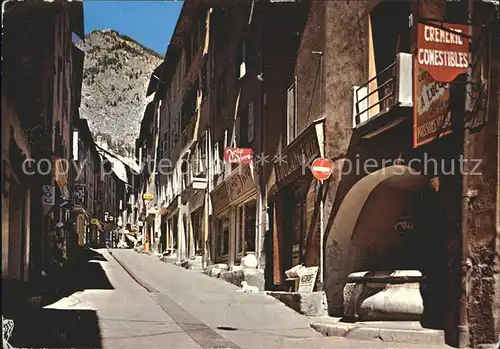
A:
79 28 163 156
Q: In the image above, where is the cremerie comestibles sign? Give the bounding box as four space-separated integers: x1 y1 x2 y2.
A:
413 21 470 148
416 21 470 82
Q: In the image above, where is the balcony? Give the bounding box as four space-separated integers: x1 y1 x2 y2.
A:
352 53 413 138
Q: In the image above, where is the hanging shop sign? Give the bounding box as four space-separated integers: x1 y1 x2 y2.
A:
413 21 470 148
416 21 470 82
73 184 85 208
226 165 255 202
42 185 55 206
51 156 68 190
90 218 99 225
274 120 323 184
224 147 253 165
143 192 154 201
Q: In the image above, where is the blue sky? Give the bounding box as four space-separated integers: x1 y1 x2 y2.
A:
83 1 183 56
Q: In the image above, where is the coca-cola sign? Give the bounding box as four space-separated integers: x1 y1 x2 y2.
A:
223 147 253 165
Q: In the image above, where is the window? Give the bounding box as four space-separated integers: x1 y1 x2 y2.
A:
181 80 198 131
196 131 207 175
286 78 297 145
237 39 247 79
201 60 208 100
247 101 255 143
214 8 229 54
172 112 181 147
216 71 227 115
199 10 207 51
163 131 169 159
368 2 411 114
234 116 241 147
213 142 222 176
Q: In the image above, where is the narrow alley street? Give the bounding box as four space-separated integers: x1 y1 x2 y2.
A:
7 248 451 349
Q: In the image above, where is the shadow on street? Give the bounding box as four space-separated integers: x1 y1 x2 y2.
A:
2 247 113 348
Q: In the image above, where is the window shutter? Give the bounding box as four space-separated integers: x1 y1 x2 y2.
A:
248 100 255 142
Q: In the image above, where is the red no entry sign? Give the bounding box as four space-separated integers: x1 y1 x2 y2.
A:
311 157 332 181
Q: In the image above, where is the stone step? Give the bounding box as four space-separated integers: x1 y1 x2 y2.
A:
309 317 448 346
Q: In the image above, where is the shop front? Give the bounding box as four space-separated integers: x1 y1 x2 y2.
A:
270 119 325 289
181 181 207 259
209 164 259 268
226 165 258 266
164 195 180 259
210 181 230 264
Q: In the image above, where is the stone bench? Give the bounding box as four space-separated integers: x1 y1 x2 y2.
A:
343 270 424 321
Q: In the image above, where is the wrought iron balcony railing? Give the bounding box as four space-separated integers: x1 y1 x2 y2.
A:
353 53 413 128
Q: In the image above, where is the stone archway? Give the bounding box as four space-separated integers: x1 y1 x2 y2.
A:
324 165 431 315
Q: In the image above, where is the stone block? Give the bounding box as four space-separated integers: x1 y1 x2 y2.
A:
359 283 423 321
343 282 364 319
243 269 265 291
266 291 329 317
219 269 245 287
343 270 424 322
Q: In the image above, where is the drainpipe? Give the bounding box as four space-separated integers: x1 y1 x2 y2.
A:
203 132 210 268
458 3 473 347
497 26 500 340
312 50 325 286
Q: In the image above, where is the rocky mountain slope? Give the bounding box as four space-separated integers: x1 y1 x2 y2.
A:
76 29 163 156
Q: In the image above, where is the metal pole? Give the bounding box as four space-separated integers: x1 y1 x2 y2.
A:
319 183 324 284
458 3 473 347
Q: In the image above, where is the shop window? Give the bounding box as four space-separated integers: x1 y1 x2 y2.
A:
216 215 229 260
172 216 178 250
292 201 305 266
192 210 203 255
236 199 257 260
286 78 297 145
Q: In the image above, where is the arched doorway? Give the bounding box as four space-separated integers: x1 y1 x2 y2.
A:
325 165 448 328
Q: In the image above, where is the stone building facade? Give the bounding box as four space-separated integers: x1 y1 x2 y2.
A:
2 0 84 281
140 0 499 346
257 0 499 347
73 118 102 246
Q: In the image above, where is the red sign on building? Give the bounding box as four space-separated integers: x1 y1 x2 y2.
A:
413 21 470 148
416 21 470 83
223 147 253 165
311 158 332 182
